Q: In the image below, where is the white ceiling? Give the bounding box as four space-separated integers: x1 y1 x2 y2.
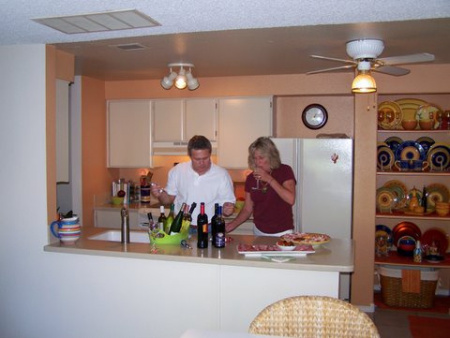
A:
3 0 450 80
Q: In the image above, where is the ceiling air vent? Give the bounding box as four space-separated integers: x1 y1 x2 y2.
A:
33 9 160 34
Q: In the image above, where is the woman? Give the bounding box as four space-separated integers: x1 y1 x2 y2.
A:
226 137 296 236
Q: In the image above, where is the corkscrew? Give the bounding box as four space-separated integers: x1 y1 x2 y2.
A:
181 240 192 249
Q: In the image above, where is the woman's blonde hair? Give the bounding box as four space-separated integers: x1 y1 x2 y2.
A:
248 137 281 170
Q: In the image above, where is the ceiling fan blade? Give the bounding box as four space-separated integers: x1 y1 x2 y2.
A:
378 53 435 65
372 65 410 76
310 55 356 65
306 64 355 75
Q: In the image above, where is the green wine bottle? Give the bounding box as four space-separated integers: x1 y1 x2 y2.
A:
169 203 187 234
164 204 175 234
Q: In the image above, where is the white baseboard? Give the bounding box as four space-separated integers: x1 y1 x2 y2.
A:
358 303 375 313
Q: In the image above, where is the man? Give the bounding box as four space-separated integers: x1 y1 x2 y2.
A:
151 135 235 228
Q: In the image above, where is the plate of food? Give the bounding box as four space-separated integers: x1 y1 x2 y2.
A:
281 232 331 248
237 243 315 256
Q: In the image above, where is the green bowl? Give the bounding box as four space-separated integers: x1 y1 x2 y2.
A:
149 230 188 245
111 196 124 205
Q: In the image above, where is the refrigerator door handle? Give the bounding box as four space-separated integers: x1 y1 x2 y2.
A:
331 153 339 164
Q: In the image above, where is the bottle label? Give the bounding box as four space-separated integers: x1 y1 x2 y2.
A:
214 232 226 248
140 186 150 203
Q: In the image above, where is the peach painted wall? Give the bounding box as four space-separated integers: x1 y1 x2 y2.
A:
81 77 118 227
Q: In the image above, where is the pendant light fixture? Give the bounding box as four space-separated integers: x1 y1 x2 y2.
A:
161 63 199 90
351 60 377 93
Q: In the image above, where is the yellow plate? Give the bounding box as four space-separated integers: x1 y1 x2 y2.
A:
378 101 402 130
395 98 427 126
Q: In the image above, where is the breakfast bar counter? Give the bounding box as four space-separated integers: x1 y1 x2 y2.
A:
45 227 354 272
45 228 354 337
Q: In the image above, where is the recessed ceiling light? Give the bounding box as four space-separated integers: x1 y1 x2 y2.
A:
33 9 160 35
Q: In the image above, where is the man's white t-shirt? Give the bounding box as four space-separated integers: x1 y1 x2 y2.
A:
165 161 236 224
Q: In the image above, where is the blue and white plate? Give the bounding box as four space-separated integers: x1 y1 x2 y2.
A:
377 143 395 171
416 136 435 155
395 140 427 161
385 136 403 152
427 143 450 171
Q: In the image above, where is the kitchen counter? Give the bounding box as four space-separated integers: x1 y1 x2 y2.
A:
45 228 354 336
45 227 353 273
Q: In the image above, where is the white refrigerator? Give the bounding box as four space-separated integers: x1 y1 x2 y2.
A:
272 138 354 300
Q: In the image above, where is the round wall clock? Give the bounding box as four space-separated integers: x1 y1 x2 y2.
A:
301 104 328 129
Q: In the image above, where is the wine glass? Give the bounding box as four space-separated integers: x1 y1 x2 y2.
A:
252 169 261 190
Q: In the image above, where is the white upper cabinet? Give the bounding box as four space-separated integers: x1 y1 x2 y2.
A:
153 98 217 144
185 99 217 142
107 100 152 168
218 96 273 168
153 99 184 142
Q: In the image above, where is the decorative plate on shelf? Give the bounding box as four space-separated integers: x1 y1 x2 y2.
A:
392 221 422 247
426 143 450 171
416 136 435 154
395 98 428 121
378 101 403 130
422 228 449 255
385 136 403 152
395 140 427 161
376 187 397 212
426 183 450 209
377 143 395 171
383 180 408 209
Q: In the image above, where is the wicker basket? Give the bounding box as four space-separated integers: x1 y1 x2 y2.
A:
379 266 438 308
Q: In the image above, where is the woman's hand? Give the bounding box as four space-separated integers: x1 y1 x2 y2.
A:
253 167 272 184
222 202 235 217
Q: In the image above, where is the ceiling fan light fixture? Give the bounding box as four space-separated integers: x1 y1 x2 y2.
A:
162 63 199 90
352 71 377 94
346 39 384 60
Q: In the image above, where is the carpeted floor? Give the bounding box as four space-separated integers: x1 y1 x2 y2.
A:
408 316 450 338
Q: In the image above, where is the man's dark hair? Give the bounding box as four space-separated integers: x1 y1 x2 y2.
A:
187 135 212 156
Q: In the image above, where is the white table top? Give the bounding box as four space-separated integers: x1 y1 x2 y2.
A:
180 329 284 338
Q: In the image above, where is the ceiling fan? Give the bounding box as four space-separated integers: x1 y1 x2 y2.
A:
306 39 435 76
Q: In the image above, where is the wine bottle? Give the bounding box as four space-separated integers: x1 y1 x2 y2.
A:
197 202 209 249
164 204 175 234
169 203 187 234
211 203 219 243
158 205 166 231
422 186 428 212
140 175 151 204
181 203 197 233
213 205 226 248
